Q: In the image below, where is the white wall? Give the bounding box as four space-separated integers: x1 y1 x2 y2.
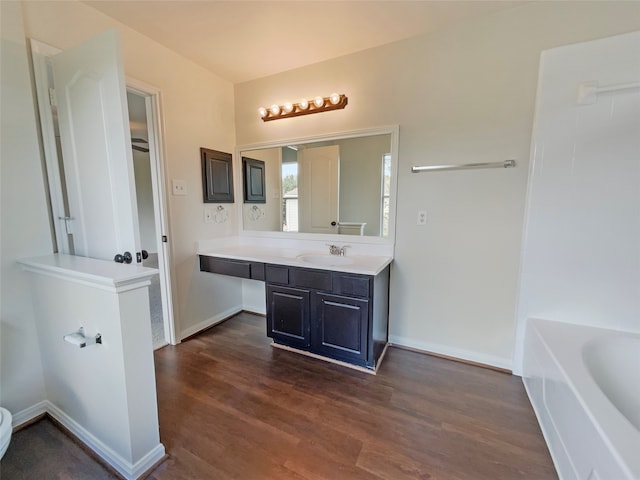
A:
514 31 640 373
0 1 51 417
20 0 239 338
234 1 640 369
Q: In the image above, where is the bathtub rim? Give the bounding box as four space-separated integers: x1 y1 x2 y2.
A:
527 317 640 479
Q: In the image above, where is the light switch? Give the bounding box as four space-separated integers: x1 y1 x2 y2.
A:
204 208 213 223
172 179 187 196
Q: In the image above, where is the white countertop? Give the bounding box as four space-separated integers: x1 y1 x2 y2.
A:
19 253 158 292
197 244 392 276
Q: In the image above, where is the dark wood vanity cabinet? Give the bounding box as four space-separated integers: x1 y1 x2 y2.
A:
313 292 369 364
199 255 265 280
199 254 390 370
265 264 389 370
266 285 310 349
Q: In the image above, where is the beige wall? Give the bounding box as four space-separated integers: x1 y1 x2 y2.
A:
235 2 640 368
0 1 51 414
21 0 239 338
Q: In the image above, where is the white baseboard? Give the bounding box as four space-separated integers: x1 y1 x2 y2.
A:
180 305 242 340
12 400 165 479
12 400 47 428
242 305 266 315
388 335 512 371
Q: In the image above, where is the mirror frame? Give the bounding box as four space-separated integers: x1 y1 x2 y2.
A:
235 125 399 246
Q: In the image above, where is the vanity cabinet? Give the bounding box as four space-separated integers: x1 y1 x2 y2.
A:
199 254 390 371
199 255 265 281
313 292 369 364
266 285 310 349
264 264 389 370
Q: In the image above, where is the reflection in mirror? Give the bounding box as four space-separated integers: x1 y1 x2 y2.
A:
241 131 394 237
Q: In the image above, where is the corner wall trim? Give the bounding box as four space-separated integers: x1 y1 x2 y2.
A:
11 401 48 429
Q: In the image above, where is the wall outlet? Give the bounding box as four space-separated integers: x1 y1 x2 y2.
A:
204 208 213 223
417 210 427 225
172 179 187 196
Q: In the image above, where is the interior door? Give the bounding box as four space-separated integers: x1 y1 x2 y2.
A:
298 145 339 234
52 30 141 262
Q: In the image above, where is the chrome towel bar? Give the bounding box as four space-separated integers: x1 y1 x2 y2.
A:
411 159 516 173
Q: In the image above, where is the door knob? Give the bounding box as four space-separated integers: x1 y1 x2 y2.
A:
331 221 337 226
113 251 133 264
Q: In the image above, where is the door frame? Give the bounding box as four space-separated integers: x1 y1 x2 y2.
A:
126 79 177 346
29 38 178 346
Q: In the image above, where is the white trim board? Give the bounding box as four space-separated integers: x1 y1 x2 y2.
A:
10 401 165 480
389 335 512 372
180 305 243 340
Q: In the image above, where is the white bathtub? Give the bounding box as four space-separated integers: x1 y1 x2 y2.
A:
523 318 640 480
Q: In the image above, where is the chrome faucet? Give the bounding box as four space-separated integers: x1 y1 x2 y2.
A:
328 244 348 256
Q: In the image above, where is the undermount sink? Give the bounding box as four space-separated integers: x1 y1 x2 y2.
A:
298 254 354 266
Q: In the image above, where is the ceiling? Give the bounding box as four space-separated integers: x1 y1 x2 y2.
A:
83 1 525 84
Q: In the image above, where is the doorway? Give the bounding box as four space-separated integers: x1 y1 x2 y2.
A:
127 89 169 349
30 38 176 348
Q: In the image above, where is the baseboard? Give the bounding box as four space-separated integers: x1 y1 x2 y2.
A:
242 305 266 315
13 400 165 479
388 335 512 372
179 305 242 340
12 400 48 430
45 401 165 480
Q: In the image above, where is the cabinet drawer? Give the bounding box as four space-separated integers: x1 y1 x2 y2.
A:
250 262 265 280
333 273 371 298
200 256 250 278
265 265 289 284
291 268 332 291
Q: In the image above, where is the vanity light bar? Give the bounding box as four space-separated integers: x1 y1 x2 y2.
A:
258 93 348 122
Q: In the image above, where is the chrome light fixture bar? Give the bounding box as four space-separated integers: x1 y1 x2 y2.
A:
258 93 348 122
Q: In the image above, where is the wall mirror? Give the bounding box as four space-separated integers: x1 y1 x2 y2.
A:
237 126 398 242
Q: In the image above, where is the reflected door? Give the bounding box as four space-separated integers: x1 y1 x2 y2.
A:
298 145 339 234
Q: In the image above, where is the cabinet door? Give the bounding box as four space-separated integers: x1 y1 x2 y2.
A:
313 293 369 364
267 285 310 349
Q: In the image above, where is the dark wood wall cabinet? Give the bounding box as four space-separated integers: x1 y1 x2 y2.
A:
199 255 390 370
242 157 266 203
201 148 234 203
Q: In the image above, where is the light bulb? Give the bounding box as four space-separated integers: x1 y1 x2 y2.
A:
298 99 309 110
258 107 268 118
314 96 325 108
270 104 281 116
329 93 341 105
283 102 294 113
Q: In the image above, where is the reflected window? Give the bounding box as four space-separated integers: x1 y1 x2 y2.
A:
282 161 298 232
381 154 391 236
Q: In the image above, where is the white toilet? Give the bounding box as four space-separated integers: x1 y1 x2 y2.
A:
0 407 12 460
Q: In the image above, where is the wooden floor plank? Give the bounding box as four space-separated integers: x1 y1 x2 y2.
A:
149 312 556 479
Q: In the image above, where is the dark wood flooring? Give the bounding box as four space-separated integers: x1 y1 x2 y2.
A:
148 312 556 480
1 312 555 479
